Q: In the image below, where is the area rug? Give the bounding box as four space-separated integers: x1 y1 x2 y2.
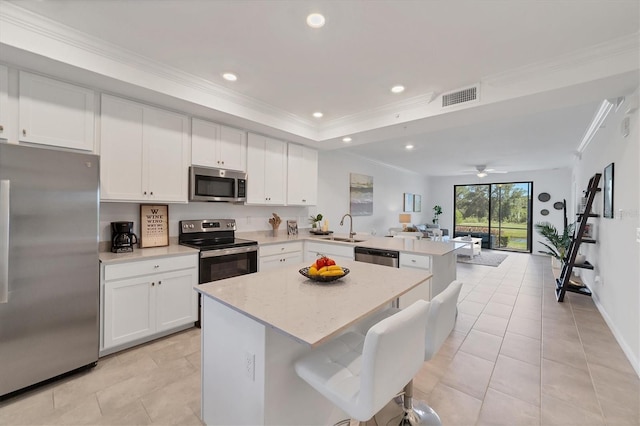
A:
457 251 508 267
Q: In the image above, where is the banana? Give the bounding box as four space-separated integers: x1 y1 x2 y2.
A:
320 269 345 277
308 266 318 276
328 265 342 271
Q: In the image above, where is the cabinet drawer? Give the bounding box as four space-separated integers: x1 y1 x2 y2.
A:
104 254 197 281
259 241 303 257
400 253 431 270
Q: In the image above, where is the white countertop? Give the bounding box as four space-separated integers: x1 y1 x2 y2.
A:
99 244 199 264
355 237 463 256
195 260 432 347
236 230 370 246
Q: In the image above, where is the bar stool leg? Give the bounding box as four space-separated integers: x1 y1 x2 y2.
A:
389 381 442 426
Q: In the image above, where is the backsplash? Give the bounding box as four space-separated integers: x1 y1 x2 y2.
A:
99 202 313 242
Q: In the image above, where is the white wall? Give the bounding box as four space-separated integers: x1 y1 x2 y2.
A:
100 151 430 241
573 90 639 375
426 169 572 253
316 151 430 236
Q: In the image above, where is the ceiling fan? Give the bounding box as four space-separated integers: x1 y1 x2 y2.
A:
461 165 508 178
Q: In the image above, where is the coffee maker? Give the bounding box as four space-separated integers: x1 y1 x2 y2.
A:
111 221 138 253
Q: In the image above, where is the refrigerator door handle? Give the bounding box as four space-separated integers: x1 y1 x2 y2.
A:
0 179 8 303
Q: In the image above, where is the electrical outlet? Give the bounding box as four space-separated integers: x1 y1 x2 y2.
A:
244 351 255 381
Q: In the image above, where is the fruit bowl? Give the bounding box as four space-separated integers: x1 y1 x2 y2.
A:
299 267 350 283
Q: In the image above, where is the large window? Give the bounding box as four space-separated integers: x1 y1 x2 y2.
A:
454 182 533 252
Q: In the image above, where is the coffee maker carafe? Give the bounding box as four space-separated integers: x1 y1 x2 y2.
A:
111 221 138 253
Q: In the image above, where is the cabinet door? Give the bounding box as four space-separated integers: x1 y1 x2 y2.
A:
0 65 8 140
219 125 247 172
144 106 189 202
103 276 155 349
259 251 303 272
100 95 145 201
156 269 198 332
264 137 286 204
191 118 220 168
287 144 318 205
19 72 95 151
246 133 267 204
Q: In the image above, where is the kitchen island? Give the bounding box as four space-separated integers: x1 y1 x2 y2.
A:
195 261 432 425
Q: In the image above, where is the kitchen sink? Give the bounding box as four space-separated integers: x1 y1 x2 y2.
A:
320 236 366 243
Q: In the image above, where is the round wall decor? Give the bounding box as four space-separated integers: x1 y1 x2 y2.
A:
538 192 551 202
540 209 549 216
553 201 564 210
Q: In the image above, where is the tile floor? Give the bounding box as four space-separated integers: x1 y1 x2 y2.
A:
1 252 638 425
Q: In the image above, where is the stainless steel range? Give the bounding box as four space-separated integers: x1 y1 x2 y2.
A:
179 219 258 282
179 219 258 326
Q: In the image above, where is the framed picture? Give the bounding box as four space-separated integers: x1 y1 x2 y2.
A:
603 163 614 218
413 194 422 212
287 220 298 235
583 223 594 239
140 204 169 248
403 193 414 212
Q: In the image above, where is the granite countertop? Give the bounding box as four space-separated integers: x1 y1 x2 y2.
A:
236 230 372 246
99 243 199 264
355 237 463 256
195 260 432 347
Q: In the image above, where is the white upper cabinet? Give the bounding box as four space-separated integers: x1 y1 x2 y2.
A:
246 132 286 205
100 94 189 203
0 65 8 140
287 143 318 206
19 71 95 151
191 119 247 172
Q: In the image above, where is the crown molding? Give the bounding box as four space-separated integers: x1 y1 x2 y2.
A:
317 91 436 140
485 33 640 87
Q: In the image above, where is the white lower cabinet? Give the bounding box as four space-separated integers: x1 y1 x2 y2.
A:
304 241 355 263
101 254 198 354
259 242 303 271
399 252 432 307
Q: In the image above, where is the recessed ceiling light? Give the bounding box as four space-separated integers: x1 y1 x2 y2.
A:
222 73 237 81
405 144 414 150
391 85 405 94
313 112 323 118
306 13 325 28
342 137 352 143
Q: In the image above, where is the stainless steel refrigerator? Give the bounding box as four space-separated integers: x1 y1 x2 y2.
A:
0 143 99 397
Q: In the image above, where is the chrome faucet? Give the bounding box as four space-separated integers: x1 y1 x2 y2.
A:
340 213 356 239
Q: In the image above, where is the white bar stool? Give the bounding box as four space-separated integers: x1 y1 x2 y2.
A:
294 300 431 424
353 280 463 425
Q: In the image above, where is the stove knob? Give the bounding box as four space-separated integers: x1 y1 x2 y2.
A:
190 224 195 229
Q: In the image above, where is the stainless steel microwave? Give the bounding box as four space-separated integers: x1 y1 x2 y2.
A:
189 166 247 202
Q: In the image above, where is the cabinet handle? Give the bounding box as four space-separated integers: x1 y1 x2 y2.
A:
22 129 26 136
150 191 153 196
411 259 416 263
221 161 224 165
158 281 162 285
144 191 147 195
152 282 155 286
302 199 306 202
0 125 4 132
154 265 160 268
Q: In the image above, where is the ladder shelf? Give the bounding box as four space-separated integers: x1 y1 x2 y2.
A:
556 173 601 302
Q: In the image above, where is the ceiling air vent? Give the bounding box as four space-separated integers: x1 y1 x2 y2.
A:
442 85 479 108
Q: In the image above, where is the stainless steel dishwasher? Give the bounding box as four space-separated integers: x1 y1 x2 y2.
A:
354 247 400 267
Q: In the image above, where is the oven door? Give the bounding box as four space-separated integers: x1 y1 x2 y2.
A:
199 246 258 283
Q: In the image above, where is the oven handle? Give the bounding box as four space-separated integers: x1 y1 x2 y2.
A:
200 245 258 258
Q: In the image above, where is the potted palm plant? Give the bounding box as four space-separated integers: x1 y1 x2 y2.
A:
534 222 574 267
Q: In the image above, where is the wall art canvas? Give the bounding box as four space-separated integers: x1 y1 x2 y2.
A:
350 173 373 216
414 194 422 212
403 193 414 212
603 163 614 219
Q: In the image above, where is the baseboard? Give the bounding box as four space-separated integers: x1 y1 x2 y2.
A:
591 292 640 378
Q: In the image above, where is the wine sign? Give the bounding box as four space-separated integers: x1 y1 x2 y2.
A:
140 204 169 248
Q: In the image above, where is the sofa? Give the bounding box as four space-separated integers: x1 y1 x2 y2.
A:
415 224 449 238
